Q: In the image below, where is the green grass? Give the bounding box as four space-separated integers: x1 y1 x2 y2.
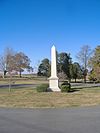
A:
0 86 100 108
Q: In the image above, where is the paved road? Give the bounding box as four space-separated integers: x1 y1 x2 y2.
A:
71 83 100 88
0 83 100 89
0 106 100 133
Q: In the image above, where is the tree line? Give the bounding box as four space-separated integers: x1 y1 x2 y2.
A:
0 45 99 82
37 45 100 82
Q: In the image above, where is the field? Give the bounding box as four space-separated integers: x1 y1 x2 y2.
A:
0 77 48 85
0 77 100 108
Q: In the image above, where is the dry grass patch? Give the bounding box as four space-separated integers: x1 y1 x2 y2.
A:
0 87 100 108
0 78 48 85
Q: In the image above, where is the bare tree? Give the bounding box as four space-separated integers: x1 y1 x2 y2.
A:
0 48 32 78
0 47 15 78
76 45 92 83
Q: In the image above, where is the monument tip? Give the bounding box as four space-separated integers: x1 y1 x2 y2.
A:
52 45 55 48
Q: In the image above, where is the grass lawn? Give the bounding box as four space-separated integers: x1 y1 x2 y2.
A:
0 86 100 108
0 78 48 85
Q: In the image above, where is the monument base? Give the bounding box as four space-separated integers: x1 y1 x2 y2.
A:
48 77 61 92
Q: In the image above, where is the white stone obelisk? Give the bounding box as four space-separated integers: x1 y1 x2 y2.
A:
48 45 60 91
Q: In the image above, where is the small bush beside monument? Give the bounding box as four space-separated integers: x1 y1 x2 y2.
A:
36 84 49 92
61 81 71 92
36 81 71 93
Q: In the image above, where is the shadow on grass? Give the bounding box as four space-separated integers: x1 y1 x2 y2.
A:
68 88 80 93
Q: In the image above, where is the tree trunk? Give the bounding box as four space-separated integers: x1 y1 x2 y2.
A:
19 70 22 78
83 69 87 83
3 70 7 78
69 78 71 83
75 78 76 83
3 71 5 78
84 75 86 83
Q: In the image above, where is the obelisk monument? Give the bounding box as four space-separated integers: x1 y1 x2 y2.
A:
48 45 60 91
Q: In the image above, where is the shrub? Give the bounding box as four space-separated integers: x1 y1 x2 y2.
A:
36 84 49 92
61 81 71 92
